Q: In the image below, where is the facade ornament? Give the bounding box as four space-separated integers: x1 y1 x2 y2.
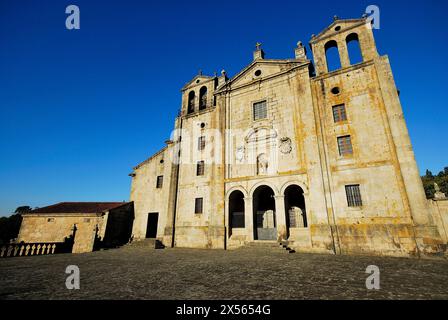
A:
257 153 268 175
279 137 292 154
235 146 245 162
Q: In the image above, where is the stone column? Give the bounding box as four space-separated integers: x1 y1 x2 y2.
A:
338 40 351 69
274 196 287 241
244 197 254 241
224 196 230 239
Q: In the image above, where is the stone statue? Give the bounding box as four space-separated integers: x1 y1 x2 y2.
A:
434 182 446 200
257 154 268 175
262 210 275 229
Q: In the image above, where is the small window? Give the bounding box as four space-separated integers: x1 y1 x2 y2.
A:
337 135 353 156
47 218 55 222
196 161 205 176
156 175 163 188
332 104 347 122
195 198 203 214
198 136 205 151
254 70 262 77
345 184 362 207
331 87 340 95
253 100 267 121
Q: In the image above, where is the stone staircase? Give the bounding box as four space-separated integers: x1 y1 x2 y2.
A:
243 240 295 253
126 238 165 249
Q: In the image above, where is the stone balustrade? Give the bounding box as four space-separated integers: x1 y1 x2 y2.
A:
0 243 62 258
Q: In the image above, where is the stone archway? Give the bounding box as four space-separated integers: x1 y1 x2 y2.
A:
252 185 276 240
284 185 307 238
228 190 245 237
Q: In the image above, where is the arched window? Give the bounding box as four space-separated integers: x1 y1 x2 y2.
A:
346 33 363 65
199 86 207 110
324 40 341 72
187 91 195 114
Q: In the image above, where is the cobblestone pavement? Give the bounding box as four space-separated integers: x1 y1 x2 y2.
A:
0 246 447 300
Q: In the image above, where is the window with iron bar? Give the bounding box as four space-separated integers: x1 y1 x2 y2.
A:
198 136 205 151
196 161 205 176
253 100 267 121
345 184 362 207
337 135 353 156
195 198 203 214
332 104 347 122
156 175 163 188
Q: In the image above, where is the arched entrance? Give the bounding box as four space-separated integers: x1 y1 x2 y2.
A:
228 190 245 237
252 185 276 240
284 185 307 237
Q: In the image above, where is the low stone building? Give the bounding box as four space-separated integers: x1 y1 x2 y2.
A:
129 16 447 258
17 202 134 253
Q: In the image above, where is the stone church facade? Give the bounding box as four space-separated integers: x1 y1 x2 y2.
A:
129 17 447 257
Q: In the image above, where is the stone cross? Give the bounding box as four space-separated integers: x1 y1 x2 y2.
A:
434 182 446 200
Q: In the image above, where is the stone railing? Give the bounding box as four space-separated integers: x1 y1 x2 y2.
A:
0 242 64 258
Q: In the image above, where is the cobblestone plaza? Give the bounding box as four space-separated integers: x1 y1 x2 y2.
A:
1 247 447 300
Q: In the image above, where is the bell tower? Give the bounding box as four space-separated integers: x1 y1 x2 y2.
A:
309 16 378 75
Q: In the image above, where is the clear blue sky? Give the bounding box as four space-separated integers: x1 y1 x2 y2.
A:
0 0 447 216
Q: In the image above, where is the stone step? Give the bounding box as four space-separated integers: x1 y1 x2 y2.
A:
243 241 295 253
245 241 279 248
127 239 165 249
278 241 295 253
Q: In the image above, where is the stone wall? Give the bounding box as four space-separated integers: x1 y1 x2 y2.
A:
130 143 177 246
18 214 104 254
102 203 134 248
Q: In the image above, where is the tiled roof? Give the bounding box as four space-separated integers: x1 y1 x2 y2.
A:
29 202 129 214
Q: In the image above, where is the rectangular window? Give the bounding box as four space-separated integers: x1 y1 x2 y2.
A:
345 184 362 207
156 175 163 188
253 100 267 121
195 198 203 214
47 218 55 223
196 161 205 176
198 136 205 151
332 104 347 122
337 135 353 156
